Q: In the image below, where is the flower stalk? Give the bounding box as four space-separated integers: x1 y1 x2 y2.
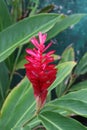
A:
22 113 37 127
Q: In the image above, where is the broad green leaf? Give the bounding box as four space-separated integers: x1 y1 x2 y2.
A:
0 77 36 130
11 126 31 130
42 106 70 117
0 62 9 107
74 52 87 76
0 13 63 62
29 118 41 129
47 14 86 40
48 62 76 91
59 89 87 102
46 89 87 117
5 50 16 72
56 46 75 97
59 46 75 63
56 79 67 97
38 111 87 130
70 80 87 91
0 0 12 31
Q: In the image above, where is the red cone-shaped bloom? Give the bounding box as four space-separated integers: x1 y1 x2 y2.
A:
24 32 57 111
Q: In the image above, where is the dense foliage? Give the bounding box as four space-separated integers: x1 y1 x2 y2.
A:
0 0 87 130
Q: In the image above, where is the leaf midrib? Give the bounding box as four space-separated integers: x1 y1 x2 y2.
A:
40 114 62 130
0 16 61 61
14 101 35 127
2 81 30 128
48 99 87 116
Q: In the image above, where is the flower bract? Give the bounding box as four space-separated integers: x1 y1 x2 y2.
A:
25 32 57 111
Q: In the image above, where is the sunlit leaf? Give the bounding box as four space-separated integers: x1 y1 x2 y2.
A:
0 13 63 62
11 126 31 130
59 46 75 63
38 111 87 130
74 52 87 76
0 77 36 130
0 62 9 107
47 14 86 40
0 0 12 31
70 81 87 91
48 62 76 91
46 89 87 117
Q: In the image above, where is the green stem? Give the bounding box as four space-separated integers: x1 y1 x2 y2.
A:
0 84 5 101
22 113 37 127
7 46 22 90
22 105 42 127
29 0 39 16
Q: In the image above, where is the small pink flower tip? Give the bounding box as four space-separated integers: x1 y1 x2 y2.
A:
39 32 47 44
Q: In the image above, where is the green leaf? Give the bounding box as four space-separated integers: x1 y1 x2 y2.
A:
11 126 31 130
29 0 39 16
46 89 87 117
0 77 35 130
39 4 55 13
56 79 67 97
29 118 41 129
48 62 76 92
70 81 87 91
9 0 22 22
16 59 26 70
38 111 87 130
0 62 9 107
59 46 75 64
55 47 75 97
0 13 63 62
0 0 12 31
74 52 87 76
47 14 86 40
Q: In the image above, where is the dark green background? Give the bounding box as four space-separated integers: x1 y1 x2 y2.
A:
40 0 87 60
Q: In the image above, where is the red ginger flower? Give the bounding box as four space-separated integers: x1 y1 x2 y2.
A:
25 32 57 112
